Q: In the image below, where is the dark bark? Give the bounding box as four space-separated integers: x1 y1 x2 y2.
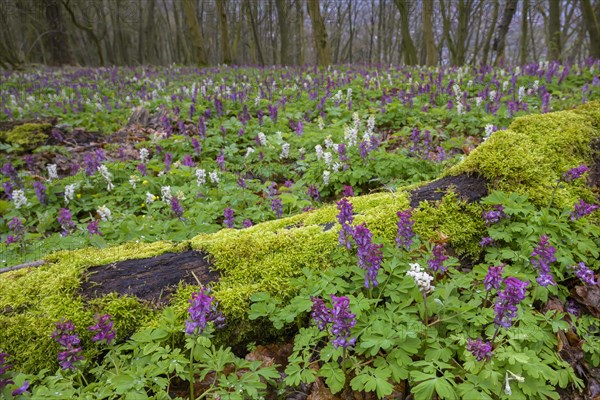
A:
306 0 331 66
394 0 418 65
43 0 74 66
581 0 600 59
548 0 562 61
493 0 519 65
275 0 290 65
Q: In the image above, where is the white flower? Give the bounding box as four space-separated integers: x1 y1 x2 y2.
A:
332 162 342 173
64 184 77 204
367 115 375 133
129 175 139 188
475 97 483 107
352 112 360 127
209 170 219 184
456 103 464 115
315 145 324 160
406 263 435 293
323 152 333 166
323 170 331 185
452 84 461 97
502 81 509 92
161 186 172 202
195 169 206 186
139 148 149 163
317 116 325 130
344 125 358 147
146 192 156 203
483 124 495 141
245 147 255 158
324 136 334 149
47 164 58 180
280 143 290 159
299 147 306 158
333 90 344 102
489 90 497 102
257 132 267 146
97 205 112 221
99 165 114 191
533 80 539 91
346 88 352 101
12 189 28 209
467 80 473 89
254 93 261 106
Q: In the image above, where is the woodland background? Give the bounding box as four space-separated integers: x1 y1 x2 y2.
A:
0 0 599 69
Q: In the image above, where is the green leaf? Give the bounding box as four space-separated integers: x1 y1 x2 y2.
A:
319 363 345 394
350 367 394 398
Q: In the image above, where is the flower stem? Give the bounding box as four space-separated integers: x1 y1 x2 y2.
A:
189 340 195 400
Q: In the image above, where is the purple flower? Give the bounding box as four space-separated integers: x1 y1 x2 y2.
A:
284 180 294 188
192 137 202 155
338 143 348 162
571 262 598 286
353 223 383 288
480 236 495 247
359 141 369 160
3 181 13 199
570 199 599 221
482 205 506 225
11 380 29 396
242 219 253 228
428 244 449 273
237 177 247 188
170 197 184 218
83 152 100 176
182 155 195 167
396 209 415 249
34 181 47 205
531 235 556 287
271 197 283 218
216 151 225 171
223 207 235 228
51 320 83 370
0 352 14 389
342 185 354 197
164 153 173 172
58 208 75 236
310 296 332 331
87 220 102 236
136 163 147 176
484 264 504 291
185 288 225 335
563 165 589 182
330 295 356 348
89 314 115 345
336 198 354 249
1 163 18 181
494 277 529 330
466 338 493 361
7 217 25 244
307 185 320 201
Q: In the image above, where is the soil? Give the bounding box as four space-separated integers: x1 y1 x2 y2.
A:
408 172 488 207
79 250 220 304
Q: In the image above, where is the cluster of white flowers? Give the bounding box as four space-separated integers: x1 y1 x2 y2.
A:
12 189 28 209
502 81 509 92
323 170 331 185
515 66 521 75
518 86 525 103
489 90 497 102
139 148 149 163
245 147 255 158
317 116 325 130
452 84 461 98
483 124 495 141
257 132 267 146
406 263 435 293
99 165 114 191
276 131 283 142
324 136 334 149
332 162 342 173
146 192 156 204
161 186 172 202
315 144 324 160
475 97 483 107
346 88 352 102
47 164 58 180
344 125 358 147
195 169 206 186
323 152 333 166
453 84 464 115
254 93 261 106
467 80 473 89
97 205 112 221
280 143 290 159
64 184 77 204
299 147 306 158
209 170 219 184
333 90 344 102
367 115 375 133
129 175 140 188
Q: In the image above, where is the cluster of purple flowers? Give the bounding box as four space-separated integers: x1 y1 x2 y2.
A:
353 223 383 288
571 262 598 286
181 154 195 167
336 198 354 249
170 197 184 219
216 151 225 171
482 205 506 225
493 277 529 330
395 209 415 249
185 288 225 335
480 236 495 248
34 181 47 205
427 243 449 273
484 264 504 291
310 295 356 349
164 152 173 172
242 219 253 228
342 185 354 197
530 235 557 287
307 185 320 202
562 164 589 182
87 220 103 236
83 152 101 176
51 320 84 370
223 207 235 228
466 338 493 361
136 163 147 176
89 314 116 345
271 197 283 218
58 208 76 236
5 217 25 245
0 351 14 389
570 199 599 221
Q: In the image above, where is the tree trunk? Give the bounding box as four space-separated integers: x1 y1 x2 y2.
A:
275 0 290 65
548 0 562 61
181 0 207 66
581 0 600 59
394 0 418 65
43 0 74 66
306 0 331 66
422 0 437 65
244 0 265 66
216 0 232 64
520 0 529 65
61 0 104 65
481 0 499 66
493 0 518 66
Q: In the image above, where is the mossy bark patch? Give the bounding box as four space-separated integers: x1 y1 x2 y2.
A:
80 250 219 304
409 173 488 207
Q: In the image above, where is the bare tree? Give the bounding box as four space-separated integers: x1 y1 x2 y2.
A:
493 0 518 65
581 0 600 59
181 0 207 66
275 0 290 65
307 0 331 66
422 0 437 65
548 0 562 60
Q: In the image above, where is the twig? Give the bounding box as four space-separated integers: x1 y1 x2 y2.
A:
0 260 45 275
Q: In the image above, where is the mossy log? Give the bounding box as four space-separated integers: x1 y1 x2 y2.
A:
1 102 599 373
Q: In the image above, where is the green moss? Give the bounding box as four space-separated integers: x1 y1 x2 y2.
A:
0 123 51 149
412 191 487 258
448 104 600 207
